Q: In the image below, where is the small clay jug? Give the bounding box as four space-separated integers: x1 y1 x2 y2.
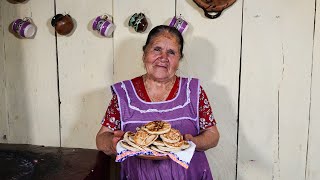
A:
51 14 74 35
128 13 148 33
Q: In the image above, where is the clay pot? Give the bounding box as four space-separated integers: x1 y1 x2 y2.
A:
51 14 74 35
128 13 148 33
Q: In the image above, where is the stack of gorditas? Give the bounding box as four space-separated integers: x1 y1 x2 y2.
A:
120 121 190 153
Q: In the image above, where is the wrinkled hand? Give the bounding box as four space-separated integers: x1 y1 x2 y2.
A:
111 130 125 154
184 134 194 142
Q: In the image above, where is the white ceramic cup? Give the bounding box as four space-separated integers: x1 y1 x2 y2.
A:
169 16 188 34
12 18 36 38
92 15 115 37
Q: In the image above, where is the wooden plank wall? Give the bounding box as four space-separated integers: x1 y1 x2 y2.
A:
0 0 59 146
176 0 242 179
55 0 114 148
0 1 8 143
238 0 315 180
0 0 320 179
306 0 320 179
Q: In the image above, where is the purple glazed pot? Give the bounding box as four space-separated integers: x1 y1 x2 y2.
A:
169 16 188 34
92 15 115 37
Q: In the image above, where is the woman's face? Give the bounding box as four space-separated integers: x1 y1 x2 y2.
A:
143 32 181 81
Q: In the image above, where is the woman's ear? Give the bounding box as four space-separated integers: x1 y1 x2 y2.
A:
142 53 146 62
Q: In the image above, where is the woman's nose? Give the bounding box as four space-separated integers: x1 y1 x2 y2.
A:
160 51 168 60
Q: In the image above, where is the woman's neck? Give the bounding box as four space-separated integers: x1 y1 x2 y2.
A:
143 74 176 102
143 74 176 87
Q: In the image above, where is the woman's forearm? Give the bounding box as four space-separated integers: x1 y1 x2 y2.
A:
96 131 116 155
186 126 220 151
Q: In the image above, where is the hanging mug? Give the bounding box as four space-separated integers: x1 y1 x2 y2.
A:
128 13 148 33
92 15 115 37
169 16 188 34
11 17 36 38
51 13 74 35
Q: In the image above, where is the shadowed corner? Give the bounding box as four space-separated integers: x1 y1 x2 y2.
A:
84 152 121 180
0 144 121 180
0 150 35 180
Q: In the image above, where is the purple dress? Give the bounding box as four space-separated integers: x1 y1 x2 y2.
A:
112 77 213 180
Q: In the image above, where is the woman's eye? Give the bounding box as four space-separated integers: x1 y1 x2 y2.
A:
154 47 161 51
168 50 175 55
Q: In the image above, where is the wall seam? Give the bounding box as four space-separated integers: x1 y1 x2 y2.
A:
235 0 245 179
304 0 317 179
53 0 62 147
1 1 10 143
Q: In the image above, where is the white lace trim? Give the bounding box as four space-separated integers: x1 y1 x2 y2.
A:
111 85 123 129
129 77 182 104
122 117 198 126
120 78 192 113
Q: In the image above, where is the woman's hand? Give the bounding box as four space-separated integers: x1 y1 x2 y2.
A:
96 126 125 155
111 130 125 152
184 126 220 151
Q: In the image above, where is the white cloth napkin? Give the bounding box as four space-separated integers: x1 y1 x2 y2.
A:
115 140 196 169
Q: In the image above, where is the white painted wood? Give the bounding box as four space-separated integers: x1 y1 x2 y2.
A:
56 0 114 148
276 1 314 178
0 2 8 144
306 0 320 179
0 0 318 179
1 0 60 146
176 0 242 179
238 0 314 179
113 0 175 82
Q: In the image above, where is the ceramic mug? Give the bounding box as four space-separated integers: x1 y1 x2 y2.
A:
92 15 115 37
128 13 148 33
169 16 188 34
12 17 36 38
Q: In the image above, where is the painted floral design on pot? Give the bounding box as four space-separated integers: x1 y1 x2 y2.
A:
128 13 148 33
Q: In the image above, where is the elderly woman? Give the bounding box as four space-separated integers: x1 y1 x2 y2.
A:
96 25 219 180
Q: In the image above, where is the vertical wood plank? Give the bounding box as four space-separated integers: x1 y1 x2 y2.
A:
306 0 320 179
1 0 60 146
113 0 175 82
176 0 242 179
0 1 8 144
56 0 114 148
238 0 315 179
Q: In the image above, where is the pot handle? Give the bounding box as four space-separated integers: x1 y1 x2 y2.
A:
204 10 222 19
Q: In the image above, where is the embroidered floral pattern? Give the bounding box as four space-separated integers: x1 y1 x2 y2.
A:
101 94 121 130
101 76 216 130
